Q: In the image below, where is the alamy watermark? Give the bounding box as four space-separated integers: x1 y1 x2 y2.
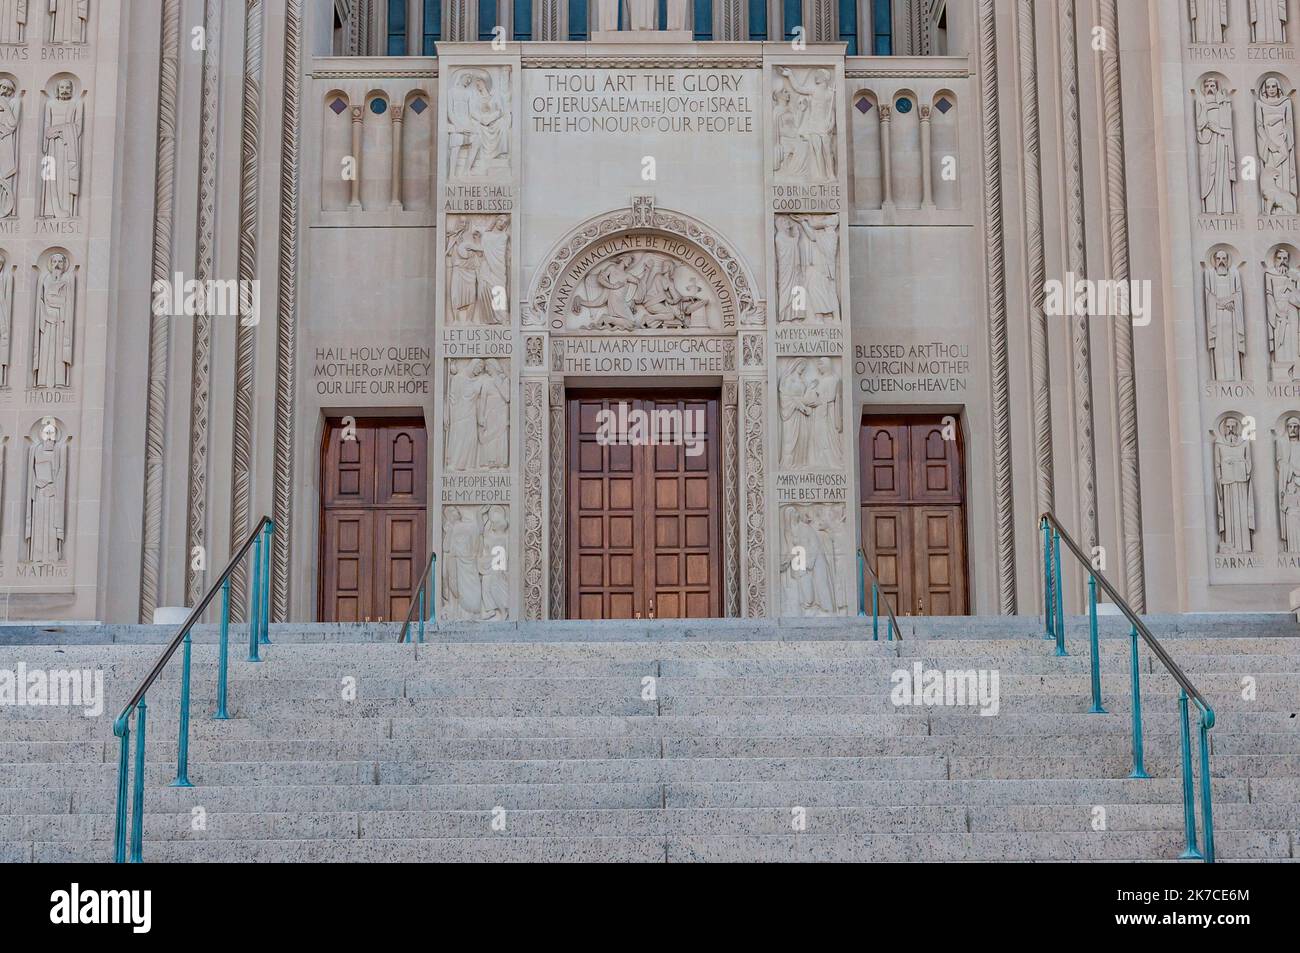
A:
1044 271 1151 327
0 663 103 717
152 271 261 325
890 663 1000 716
595 402 706 457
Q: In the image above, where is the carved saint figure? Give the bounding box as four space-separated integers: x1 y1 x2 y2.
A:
1255 77 1297 215
25 419 68 562
1213 416 1255 554
0 249 11 386
1204 249 1246 381
780 504 842 617
447 69 508 178
445 359 509 471
442 505 510 622
447 215 508 326
1189 0 1228 44
48 0 87 44
0 248 11 387
0 0 27 44
775 67 836 181
570 251 713 332
774 217 800 323
477 215 510 324
447 219 484 325
40 78 82 219
479 506 510 620
1250 0 1287 43
779 358 843 469
1264 247 1300 380
33 252 74 388
1195 77 1236 214
776 215 840 324
1276 417 1300 553
0 77 19 219
773 86 810 179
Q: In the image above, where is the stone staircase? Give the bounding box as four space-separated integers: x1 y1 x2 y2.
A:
1 616 1298 862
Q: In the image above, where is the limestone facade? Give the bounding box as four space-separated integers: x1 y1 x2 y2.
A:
0 0 1296 622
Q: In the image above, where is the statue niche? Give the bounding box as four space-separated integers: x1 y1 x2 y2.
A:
446 66 510 180
442 505 510 622
446 214 509 326
1255 75 1297 216
1212 414 1255 555
779 502 847 617
25 417 70 563
1275 415 1300 554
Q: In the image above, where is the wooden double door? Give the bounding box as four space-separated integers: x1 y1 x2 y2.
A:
859 415 968 616
567 391 722 620
319 417 428 622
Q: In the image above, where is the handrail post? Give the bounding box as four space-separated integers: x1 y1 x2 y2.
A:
112 722 130 863
129 698 148 863
1177 690 1203 860
260 522 274 645
171 632 194 787
429 554 437 627
856 550 866 617
1042 518 1054 640
418 584 426 644
1198 710 1216 863
872 582 879 641
215 578 231 720
1127 623 1149 778
1052 527 1066 657
1087 574 1106 713
249 532 263 663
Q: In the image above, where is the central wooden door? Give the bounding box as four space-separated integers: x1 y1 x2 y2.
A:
567 391 722 620
859 415 968 615
319 417 427 622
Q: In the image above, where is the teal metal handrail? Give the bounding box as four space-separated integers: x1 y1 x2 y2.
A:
856 549 903 641
399 552 437 643
112 517 273 863
1040 512 1216 862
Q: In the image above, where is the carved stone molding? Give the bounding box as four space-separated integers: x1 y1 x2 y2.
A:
522 380 546 619
272 0 304 621
139 0 182 622
547 381 565 619
742 379 767 617
527 203 760 329
723 381 740 617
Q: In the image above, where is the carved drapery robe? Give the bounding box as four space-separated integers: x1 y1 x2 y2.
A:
1215 434 1255 554
1265 266 1300 375
40 94 82 219
1277 433 1300 552
445 363 485 470
0 265 11 386
25 437 67 562
1195 92 1236 214
33 263 73 388
479 515 509 620
0 0 26 46
1256 94 1297 214
477 365 510 468
49 0 87 43
1204 264 1245 381
1251 0 1287 43
1190 0 1228 43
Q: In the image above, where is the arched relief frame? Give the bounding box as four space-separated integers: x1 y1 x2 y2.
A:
525 202 765 329
522 202 762 620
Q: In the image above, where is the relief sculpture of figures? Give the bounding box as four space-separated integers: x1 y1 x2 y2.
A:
775 214 840 324
442 505 510 622
40 78 82 219
0 77 19 218
779 503 845 617
25 418 68 562
1195 77 1236 214
1204 249 1246 381
774 67 836 182
445 358 510 471
49 0 88 44
1213 416 1255 555
779 357 843 469
1276 417 1300 553
1255 77 1297 216
447 215 509 325
0 0 27 43
569 250 712 331
1189 0 1228 43
0 248 11 386
447 68 509 179
33 251 73 388
1250 0 1287 43
1264 247 1300 380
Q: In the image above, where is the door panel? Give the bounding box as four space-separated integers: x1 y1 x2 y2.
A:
567 392 721 620
320 418 428 622
860 415 968 616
